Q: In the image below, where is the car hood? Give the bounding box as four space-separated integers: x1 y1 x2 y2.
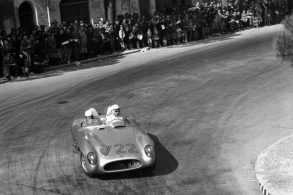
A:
84 126 137 148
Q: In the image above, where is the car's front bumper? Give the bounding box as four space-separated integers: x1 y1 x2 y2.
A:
85 153 155 174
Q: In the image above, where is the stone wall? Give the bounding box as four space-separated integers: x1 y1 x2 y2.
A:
89 0 105 23
115 0 140 16
14 0 49 27
0 0 15 32
48 0 61 24
1 0 149 31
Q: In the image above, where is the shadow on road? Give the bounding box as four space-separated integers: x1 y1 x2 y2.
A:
97 134 178 180
167 32 241 49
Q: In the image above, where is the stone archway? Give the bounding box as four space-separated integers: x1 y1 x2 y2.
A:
19 1 35 32
59 0 89 24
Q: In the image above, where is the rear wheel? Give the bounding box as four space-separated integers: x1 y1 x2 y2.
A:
80 153 94 177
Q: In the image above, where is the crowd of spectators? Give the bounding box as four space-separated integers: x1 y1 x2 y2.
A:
0 1 289 80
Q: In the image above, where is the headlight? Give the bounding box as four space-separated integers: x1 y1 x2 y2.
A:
87 152 97 165
99 145 111 156
144 145 154 158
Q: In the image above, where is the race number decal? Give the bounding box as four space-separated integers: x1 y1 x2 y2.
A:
114 144 138 154
114 144 126 154
126 144 139 153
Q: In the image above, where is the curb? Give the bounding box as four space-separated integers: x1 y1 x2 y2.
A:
0 49 141 84
43 49 141 71
258 182 271 195
255 134 293 195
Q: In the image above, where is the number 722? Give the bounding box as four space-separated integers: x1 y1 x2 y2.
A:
114 144 138 154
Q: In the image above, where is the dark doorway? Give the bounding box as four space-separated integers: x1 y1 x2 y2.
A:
19 1 34 32
139 0 149 16
60 0 89 24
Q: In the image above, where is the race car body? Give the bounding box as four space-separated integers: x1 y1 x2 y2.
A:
71 116 156 177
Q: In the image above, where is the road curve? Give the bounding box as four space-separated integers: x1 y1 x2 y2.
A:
0 25 292 195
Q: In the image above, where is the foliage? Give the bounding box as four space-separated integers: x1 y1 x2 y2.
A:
275 31 293 57
275 14 293 62
283 14 293 33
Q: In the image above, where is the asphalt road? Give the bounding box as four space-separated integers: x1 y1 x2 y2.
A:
1 25 292 195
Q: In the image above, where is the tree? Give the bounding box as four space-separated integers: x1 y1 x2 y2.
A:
275 14 293 62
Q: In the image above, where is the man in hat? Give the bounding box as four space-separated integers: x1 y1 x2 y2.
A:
82 108 101 127
105 104 124 124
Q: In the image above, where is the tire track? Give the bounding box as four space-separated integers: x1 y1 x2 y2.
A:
32 123 60 195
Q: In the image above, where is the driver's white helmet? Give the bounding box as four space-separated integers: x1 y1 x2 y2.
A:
106 104 120 116
85 108 99 118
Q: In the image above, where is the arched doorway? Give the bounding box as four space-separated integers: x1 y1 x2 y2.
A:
60 0 89 24
19 1 35 32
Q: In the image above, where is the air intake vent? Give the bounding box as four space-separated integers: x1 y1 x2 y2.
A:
104 160 141 171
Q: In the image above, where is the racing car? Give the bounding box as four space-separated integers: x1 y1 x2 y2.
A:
71 114 156 177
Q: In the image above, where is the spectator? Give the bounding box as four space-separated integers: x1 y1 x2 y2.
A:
113 19 121 51
86 25 94 57
92 23 100 55
79 26 88 59
125 25 133 50
36 25 47 61
118 25 126 51
152 16 161 47
56 28 66 64
20 34 32 76
46 30 58 65
29 33 37 72
146 26 152 48
71 26 81 61
106 23 115 53
63 28 72 63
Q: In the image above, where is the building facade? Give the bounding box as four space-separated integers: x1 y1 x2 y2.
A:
0 0 16 32
0 0 217 32
0 0 158 32
1 0 291 33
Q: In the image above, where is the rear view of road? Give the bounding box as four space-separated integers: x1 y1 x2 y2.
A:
0 25 291 195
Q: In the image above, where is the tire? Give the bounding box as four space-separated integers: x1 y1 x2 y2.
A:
80 152 94 177
144 161 156 174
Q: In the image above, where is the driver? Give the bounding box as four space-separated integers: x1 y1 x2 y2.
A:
105 104 124 124
82 108 101 127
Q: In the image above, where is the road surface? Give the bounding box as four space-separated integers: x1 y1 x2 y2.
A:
0 25 292 195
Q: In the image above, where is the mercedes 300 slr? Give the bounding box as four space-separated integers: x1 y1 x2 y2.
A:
71 115 156 177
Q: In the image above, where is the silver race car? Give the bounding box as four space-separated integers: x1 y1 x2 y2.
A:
71 114 156 177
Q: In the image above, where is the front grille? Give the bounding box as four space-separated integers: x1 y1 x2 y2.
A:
104 160 141 171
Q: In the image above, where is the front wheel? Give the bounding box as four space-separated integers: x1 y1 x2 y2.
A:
144 161 156 175
80 153 94 177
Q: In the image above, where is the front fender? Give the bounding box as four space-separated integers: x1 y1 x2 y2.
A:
76 130 97 156
71 119 83 145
